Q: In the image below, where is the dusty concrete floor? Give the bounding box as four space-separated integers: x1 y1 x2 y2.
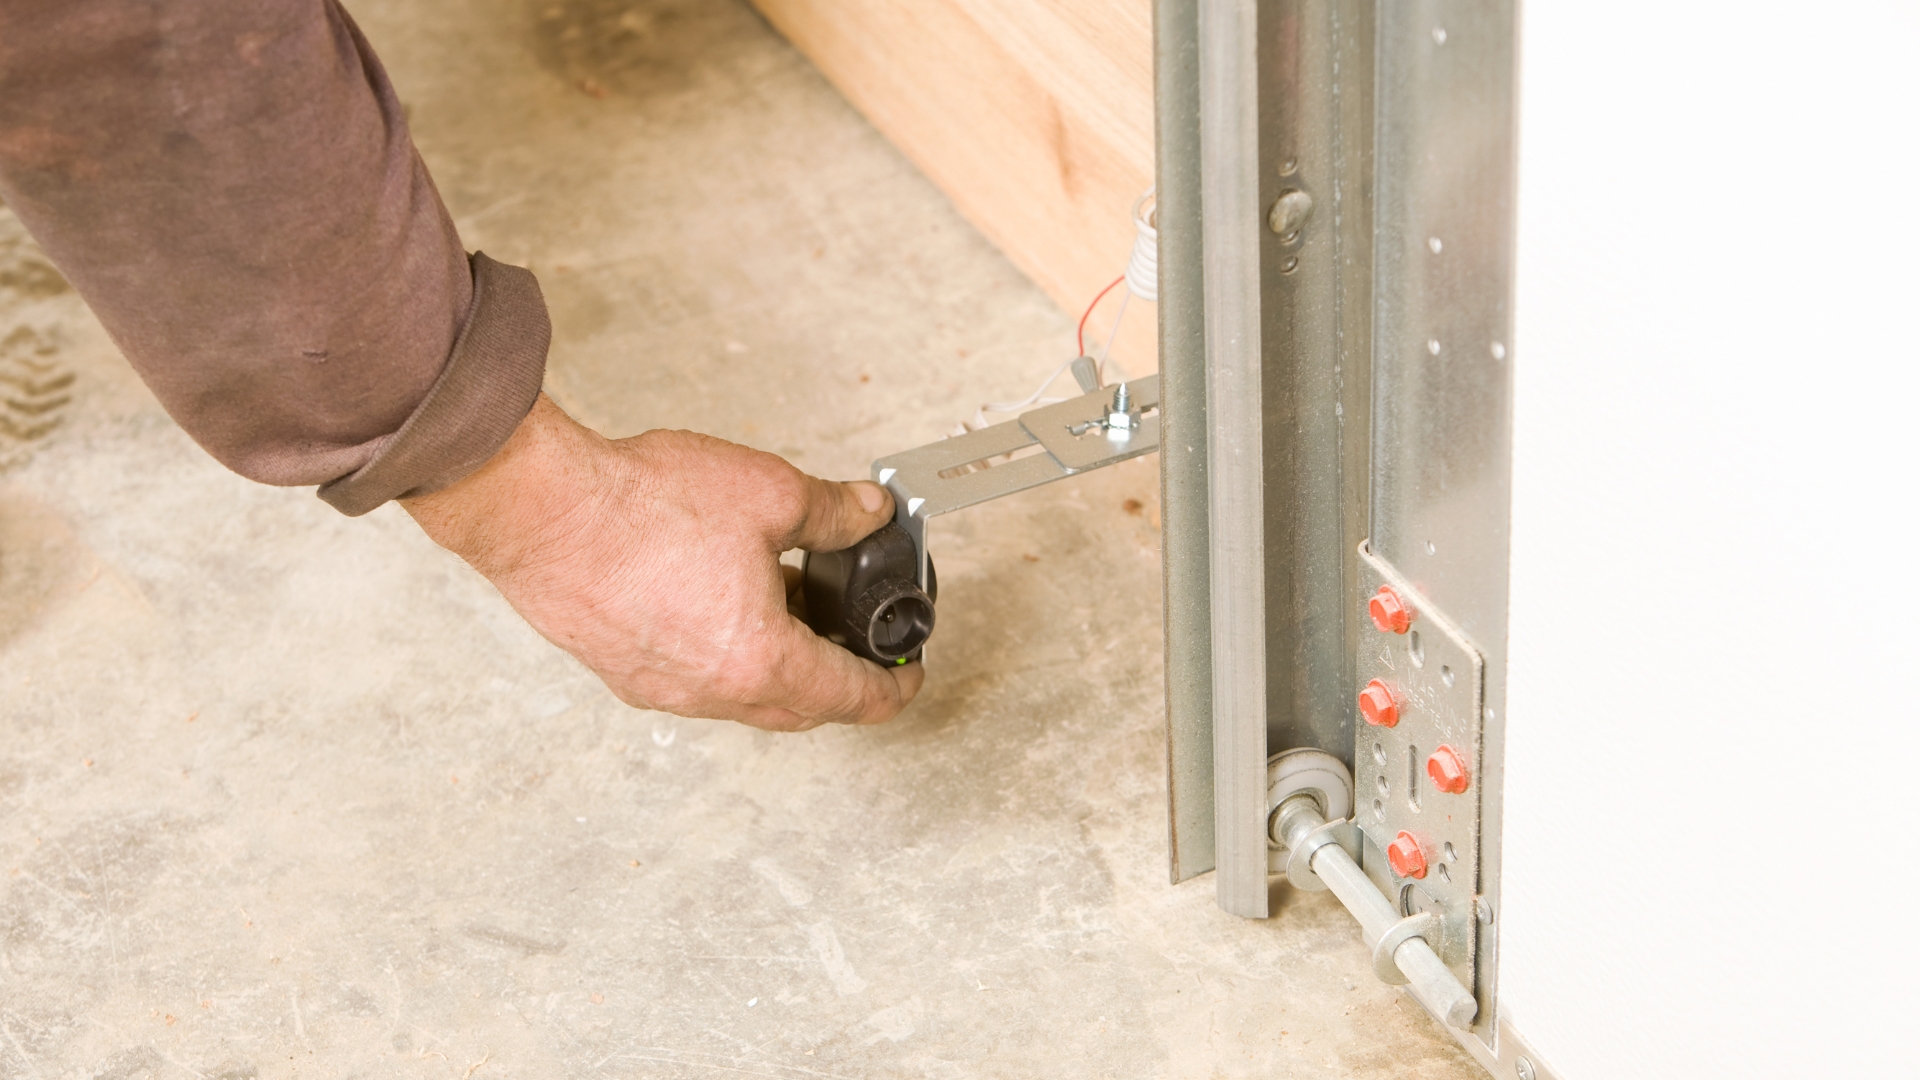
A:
0 2 1484 1077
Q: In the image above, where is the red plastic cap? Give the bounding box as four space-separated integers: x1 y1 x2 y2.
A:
1358 679 1400 728
1427 745 1471 794
1368 586 1413 634
1387 831 1427 879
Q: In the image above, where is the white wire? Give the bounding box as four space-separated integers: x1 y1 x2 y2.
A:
979 357 1074 416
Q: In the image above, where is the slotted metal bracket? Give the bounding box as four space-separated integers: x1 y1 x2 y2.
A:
1355 541 1485 984
871 375 1161 582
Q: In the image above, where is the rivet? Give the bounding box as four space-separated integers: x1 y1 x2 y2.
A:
1268 188 1315 239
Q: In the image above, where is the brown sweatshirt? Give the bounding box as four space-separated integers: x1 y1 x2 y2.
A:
0 0 549 514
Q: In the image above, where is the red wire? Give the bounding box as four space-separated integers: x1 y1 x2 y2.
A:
1076 275 1126 357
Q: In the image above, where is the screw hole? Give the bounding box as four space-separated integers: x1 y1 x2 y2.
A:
1373 741 1387 765
1376 773 1390 797
1436 863 1451 883
1444 841 1457 862
1408 630 1425 667
1372 798 1385 820
1425 540 1436 555
1441 664 1454 688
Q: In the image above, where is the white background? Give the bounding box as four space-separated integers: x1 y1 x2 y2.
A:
1502 2 1920 1075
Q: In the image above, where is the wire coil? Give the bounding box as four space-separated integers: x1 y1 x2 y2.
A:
1125 186 1157 303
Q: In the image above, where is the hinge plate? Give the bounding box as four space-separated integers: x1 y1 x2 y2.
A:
1356 541 1485 990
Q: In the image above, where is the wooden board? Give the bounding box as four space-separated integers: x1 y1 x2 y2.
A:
749 0 1157 367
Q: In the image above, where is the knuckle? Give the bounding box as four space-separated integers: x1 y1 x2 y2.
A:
758 471 815 535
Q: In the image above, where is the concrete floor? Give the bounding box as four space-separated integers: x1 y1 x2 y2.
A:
0 2 1484 1077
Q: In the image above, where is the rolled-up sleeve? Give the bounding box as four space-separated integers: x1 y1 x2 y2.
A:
0 0 548 514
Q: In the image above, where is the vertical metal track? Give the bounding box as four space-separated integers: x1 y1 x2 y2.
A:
1367 0 1517 1051
1197 0 1269 919
1259 0 1376 769
1156 0 1216 886
1190 0 1376 918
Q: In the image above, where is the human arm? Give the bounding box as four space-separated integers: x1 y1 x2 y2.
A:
0 0 919 726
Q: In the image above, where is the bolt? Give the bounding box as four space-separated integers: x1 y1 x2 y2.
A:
1387 831 1427 879
1427 744 1470 794
1515 1057 1536 1080
1367 585 1412 634
1268 188 1314 240
1106 382 1137 434
1357 679 1399 728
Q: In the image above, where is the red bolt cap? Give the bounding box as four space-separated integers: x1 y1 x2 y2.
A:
1368 586 1413 634
1358 679 1400 728
1387 831 1428 879
1427 745 1471 794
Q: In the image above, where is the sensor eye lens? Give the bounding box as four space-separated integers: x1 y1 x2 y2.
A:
867 595 933 659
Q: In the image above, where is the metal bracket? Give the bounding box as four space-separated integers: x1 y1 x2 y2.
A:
871 375 1161 585
1356 541 1485 978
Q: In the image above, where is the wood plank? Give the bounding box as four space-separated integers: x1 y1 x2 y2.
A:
749 0 1157 368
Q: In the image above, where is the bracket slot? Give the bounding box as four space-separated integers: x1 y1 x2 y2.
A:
871 375 1161 585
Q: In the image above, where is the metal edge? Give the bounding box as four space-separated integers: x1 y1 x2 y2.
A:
1156 0 1217 885
1457 1015 1566 1080
1197 0 1270 919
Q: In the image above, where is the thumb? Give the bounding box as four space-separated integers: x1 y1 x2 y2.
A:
786 475 895 552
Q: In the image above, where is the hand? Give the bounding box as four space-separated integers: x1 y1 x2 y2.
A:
402 394 923 730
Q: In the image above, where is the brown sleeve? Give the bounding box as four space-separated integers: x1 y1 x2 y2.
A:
0 0 548 515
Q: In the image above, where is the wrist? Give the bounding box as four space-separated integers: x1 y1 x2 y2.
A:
400 394 611 580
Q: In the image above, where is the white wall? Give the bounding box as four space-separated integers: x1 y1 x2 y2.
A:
1503 3 1920 1076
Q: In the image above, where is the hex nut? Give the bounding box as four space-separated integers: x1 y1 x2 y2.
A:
1368 585 1413 634
1427 744 1471 794
1358 679 1400 728
1387 831 1427 879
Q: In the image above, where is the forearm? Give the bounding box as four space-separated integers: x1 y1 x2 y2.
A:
0 0 546 511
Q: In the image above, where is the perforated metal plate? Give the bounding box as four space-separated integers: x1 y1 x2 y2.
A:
1355 541 1484 990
